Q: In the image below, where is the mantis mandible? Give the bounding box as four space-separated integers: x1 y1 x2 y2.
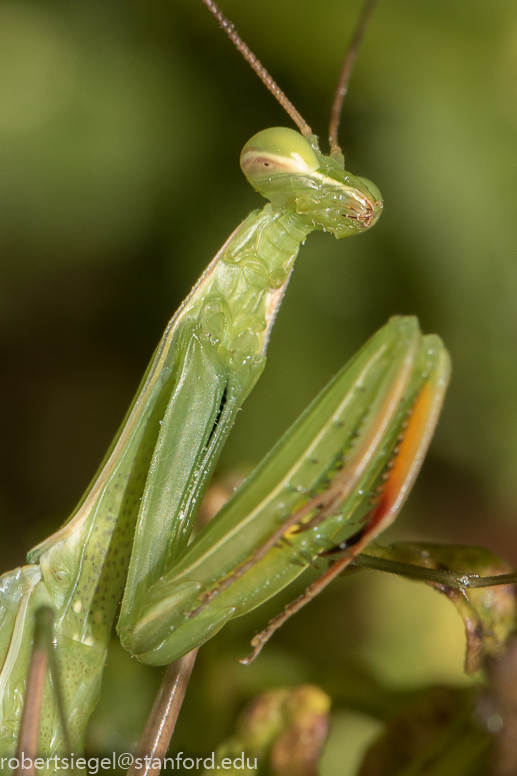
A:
4 0 507 770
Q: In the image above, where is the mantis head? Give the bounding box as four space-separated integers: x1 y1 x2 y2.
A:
205 0 383 238
240 127 383 238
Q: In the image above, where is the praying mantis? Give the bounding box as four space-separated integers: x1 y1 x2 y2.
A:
1 0 515 773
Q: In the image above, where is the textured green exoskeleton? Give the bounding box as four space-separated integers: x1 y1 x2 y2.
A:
0 126 389 765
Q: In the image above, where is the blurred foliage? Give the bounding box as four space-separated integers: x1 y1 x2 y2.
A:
1 0 517 772
203 684 331 775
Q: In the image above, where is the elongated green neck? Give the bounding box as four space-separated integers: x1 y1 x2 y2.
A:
188 204 312 369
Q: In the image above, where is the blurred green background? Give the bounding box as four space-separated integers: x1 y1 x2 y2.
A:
1 0 517 771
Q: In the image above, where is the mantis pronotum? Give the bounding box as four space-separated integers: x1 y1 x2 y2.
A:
1 1 515 772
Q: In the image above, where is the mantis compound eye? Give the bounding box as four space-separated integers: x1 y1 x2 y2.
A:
240 127 319 184
357 176 382 204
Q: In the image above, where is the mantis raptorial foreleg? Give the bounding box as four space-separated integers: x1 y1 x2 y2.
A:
117 316 450 665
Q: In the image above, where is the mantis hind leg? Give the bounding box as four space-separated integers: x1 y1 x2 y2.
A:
127 649 198 776
14 607 70 776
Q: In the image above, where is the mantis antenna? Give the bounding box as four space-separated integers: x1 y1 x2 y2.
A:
201 0 312 136
328 0 379 154
202 0 380 154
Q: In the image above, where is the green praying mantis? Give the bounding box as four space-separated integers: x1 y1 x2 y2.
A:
1 0 515 772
